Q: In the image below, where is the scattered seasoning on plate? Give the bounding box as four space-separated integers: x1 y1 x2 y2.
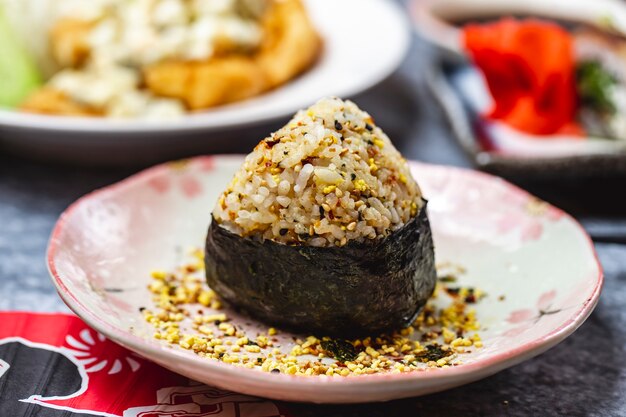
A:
142 250 485 376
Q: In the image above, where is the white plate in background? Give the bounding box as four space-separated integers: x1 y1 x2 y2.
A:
0 0 410 160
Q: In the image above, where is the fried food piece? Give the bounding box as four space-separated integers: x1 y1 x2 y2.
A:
144 0 322 109
256 0 322 88
19 18 94 116
50 18 92 68
21 88 100 116
144 57 267 110
22 0 321 115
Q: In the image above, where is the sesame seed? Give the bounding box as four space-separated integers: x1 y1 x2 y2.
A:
144 249 485 376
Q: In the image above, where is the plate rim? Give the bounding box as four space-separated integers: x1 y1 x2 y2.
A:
0 0 410 135
409 0 626 58
425 66 626 177
46 155 604 400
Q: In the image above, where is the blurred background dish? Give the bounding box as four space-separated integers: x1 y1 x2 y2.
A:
14 0 322 117
411 0 626 178
0 0 410 166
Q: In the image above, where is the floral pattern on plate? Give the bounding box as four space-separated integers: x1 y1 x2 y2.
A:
48 156 603 403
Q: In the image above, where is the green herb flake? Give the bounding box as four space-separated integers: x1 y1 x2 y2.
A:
321 339 358 362
415 344 452 362
576 60 617 115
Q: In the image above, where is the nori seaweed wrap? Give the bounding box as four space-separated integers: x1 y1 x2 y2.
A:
206 97 436 336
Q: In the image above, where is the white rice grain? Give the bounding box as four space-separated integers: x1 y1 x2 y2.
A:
213 97 424 246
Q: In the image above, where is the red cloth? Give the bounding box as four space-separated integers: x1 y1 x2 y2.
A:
0 312 289 417
463 18 584 137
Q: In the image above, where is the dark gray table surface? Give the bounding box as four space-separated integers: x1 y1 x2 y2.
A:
1 18 625 417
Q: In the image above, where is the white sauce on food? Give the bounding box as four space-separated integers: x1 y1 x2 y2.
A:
45 0 267 117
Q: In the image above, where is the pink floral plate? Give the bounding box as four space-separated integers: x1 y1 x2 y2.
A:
47 156 603 403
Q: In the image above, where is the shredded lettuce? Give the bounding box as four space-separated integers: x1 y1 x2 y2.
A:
0 6 42 109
